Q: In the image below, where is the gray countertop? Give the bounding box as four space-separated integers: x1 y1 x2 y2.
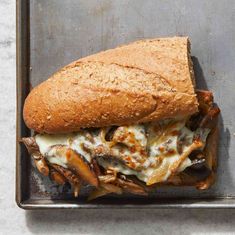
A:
1 1 235 234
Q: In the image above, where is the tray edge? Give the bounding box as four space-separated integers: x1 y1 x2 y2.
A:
15 0 235 210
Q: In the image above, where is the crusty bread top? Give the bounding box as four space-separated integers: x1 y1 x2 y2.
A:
23 37 199 134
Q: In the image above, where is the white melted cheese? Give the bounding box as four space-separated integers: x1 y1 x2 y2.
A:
112 125 147 148
35 119 210 184
177 157 192 173
46 147 68 168
35 131 102 166
35 133 73 155
110 124 147 168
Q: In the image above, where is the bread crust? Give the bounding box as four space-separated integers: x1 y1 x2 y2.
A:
23 37 198 134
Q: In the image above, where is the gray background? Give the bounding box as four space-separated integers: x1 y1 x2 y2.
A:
1 0 235 234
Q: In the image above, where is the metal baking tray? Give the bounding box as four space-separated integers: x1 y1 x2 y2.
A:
16 0 235 209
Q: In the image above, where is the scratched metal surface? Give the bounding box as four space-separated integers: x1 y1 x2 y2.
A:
27 0 235 201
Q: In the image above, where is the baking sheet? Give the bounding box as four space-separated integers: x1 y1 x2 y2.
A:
16 0 235 209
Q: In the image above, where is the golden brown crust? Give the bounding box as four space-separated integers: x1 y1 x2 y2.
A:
23 37 198 134
80 37 196 94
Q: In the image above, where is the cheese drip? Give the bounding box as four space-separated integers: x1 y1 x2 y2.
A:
35 119 210 185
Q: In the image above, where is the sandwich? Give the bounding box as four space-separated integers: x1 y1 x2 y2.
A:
21 37 220 200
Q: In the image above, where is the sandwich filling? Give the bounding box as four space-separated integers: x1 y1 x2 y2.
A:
34 118 209 185
22 90 220 198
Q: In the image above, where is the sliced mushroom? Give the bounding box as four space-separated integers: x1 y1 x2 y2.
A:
91 158 102 176
196 90 214 114
21 137 49 176
95 154 132 176
88 182 122 201
49 168 67 185
50 146 98 187
184 164 211 181
66 149 98 187
116 178 147 196
100 182 123 194
98 175 116 184
188 90 219 131
199 106 220 130
106 167 118 176
98 166 118 185
97 166 117 183
33 158 49 176
21 137 40 156
183 147 212 180
50 164 80 184
50 164 81 197
88 187 110 201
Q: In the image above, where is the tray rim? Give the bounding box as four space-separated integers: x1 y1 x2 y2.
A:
16 197 235 210
16 0 235 210
16 0 25 209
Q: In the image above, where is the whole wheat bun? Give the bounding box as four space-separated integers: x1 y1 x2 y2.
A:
23 37 198 134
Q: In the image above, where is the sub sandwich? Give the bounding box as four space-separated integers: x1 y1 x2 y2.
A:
22 37 220 200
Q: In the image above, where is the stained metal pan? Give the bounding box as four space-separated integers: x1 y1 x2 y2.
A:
16 0 235 209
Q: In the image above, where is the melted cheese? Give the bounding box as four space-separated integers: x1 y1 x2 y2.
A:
109 125 147 169
46 147 68 168
35 131 102 165
112 125 147 148
35 119 210 185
